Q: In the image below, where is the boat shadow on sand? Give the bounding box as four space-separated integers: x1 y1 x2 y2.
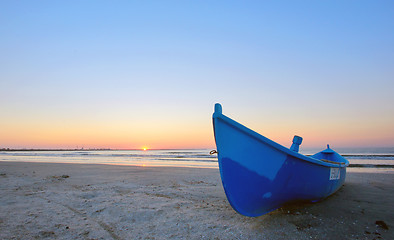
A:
227 171 392 239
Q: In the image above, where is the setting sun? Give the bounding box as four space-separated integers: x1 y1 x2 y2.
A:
142 147 148 151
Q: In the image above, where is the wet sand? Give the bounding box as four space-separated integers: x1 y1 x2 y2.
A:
0 161 393 239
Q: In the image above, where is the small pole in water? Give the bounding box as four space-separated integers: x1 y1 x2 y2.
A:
290 135 303 152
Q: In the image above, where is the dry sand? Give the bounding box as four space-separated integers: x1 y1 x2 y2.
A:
0 161 393 240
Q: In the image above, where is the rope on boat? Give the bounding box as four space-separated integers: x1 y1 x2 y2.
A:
209 150 218 155
321 159 342 165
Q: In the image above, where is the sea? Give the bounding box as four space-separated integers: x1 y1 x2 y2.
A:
1 148 394 169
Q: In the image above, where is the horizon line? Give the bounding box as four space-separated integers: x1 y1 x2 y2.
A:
1 146 394 152
0 148 213 151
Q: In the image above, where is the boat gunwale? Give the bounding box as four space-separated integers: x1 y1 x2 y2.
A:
213 111 349 168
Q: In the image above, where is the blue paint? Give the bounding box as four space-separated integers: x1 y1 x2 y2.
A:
212 103 349 217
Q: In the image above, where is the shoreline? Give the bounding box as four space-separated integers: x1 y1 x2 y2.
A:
2 148 394 170
0 160 219 169
1 160 394 170
1 161 393 239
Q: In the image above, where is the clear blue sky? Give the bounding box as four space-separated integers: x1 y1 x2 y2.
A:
1 1 393 149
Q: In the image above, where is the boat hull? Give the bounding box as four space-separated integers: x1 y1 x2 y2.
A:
213 104 348 217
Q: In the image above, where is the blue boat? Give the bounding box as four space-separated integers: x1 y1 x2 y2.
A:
212 103 349 217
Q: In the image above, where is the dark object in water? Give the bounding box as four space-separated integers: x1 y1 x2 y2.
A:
375 220 389 230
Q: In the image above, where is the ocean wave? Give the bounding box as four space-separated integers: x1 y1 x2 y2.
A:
349 164 394 168
1 150 394 168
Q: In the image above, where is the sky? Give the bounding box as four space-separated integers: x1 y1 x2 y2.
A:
1 1 393 150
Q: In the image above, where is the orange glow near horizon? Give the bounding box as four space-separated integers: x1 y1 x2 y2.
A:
0 108 393 149
1 119 394 149
0 119 217 149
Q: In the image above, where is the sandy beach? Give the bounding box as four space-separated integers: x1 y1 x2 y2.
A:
0 162 393 240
